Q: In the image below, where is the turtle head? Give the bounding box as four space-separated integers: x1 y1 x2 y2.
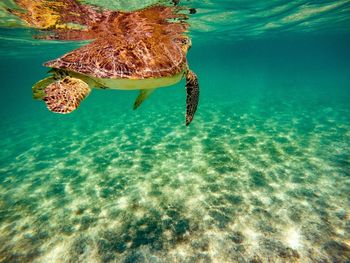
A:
179 36 192 53
183 37 192 52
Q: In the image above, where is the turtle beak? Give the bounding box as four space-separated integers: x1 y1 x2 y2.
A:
187 38 192 50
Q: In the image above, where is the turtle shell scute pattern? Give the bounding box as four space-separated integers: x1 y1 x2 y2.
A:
44 5 190 79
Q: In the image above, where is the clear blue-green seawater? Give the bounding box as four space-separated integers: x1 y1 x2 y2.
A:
1 1 350 262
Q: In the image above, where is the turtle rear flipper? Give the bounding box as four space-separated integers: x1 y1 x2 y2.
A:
32 76 55 100
133 89 155 110
34 76 91 114
185 70 199 126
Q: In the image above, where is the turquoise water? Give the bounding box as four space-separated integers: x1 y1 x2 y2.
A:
1 1 350 262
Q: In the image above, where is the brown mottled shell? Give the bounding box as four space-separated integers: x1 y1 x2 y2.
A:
44 5 189 79
12 0 102 29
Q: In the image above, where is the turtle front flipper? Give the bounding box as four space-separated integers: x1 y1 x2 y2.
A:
185 70 199 126
133 89 155 110
33 76 91 114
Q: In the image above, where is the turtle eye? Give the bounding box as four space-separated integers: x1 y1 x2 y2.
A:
181 38 190 45
182 38 192 49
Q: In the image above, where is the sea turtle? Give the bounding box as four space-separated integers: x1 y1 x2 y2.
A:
24 3 199 125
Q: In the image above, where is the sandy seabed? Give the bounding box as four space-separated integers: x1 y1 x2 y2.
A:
0 91 349 262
